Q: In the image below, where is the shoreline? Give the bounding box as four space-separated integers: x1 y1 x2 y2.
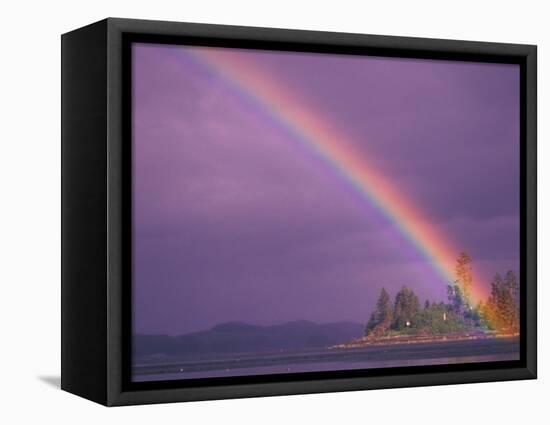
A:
331 331 519 349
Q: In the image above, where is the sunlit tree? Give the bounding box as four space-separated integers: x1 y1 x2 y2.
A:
483 272 519 333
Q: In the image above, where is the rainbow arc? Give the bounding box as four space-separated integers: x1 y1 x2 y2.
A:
177 46 487 302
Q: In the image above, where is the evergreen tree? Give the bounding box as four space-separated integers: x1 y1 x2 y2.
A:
504 270 520 312
484 272 519 332
455 252 473 307
365 288 393 336
365 312 377 336
392 286 420 330
484 273 503 329
446 284 464 315
502 270 519 332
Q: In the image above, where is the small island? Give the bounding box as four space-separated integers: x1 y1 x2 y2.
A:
333 252 519 349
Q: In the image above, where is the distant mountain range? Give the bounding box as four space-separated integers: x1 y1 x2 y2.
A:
134 320 364 359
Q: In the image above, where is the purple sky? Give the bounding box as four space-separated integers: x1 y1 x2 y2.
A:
132 43 520 335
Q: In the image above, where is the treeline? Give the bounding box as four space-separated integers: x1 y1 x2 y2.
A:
364 252 520 337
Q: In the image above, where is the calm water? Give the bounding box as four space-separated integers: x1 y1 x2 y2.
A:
133 337 519 382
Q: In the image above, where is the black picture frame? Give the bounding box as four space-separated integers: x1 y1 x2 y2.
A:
61 17 537 406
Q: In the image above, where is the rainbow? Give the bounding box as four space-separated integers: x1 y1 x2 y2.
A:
176 46 487 302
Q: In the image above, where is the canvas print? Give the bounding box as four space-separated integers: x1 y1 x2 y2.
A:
131 43 520 383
